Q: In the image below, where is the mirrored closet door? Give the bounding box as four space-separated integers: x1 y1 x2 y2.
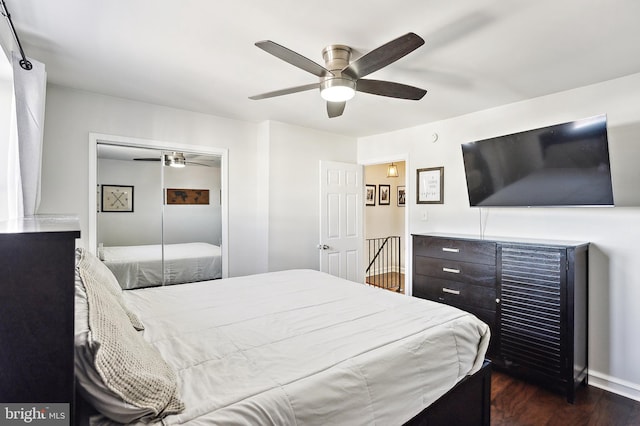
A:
96 142 224 289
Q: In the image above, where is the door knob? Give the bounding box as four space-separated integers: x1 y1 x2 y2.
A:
317 244 330 250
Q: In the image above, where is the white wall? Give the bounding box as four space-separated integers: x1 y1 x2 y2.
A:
266 121 357 272
163 164 222 245
39 85 263 277
39 85 358 277
357 72 640 400
97 158 163 245
97 158 222 246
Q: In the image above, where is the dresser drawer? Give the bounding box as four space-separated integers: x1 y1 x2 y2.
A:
413 276 497 311
414 256 496 287
413 235 496 265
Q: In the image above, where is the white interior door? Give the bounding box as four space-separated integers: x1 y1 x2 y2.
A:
319 160 363 282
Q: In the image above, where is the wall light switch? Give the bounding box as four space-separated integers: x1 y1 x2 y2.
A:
421 212 428 221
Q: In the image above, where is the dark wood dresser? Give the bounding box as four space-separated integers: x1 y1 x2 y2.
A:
412 233 588 403
0 216 80 419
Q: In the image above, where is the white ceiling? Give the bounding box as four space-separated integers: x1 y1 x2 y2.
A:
5 0 640 137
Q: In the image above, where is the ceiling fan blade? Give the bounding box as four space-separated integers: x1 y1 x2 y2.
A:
133 157 161 161
327 101 346 118
342 32 425 79
255 40 333 78
249 82 319 100
356 79 427 100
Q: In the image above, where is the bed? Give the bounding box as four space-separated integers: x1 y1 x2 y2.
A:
100 242 222 289
74 249 491 425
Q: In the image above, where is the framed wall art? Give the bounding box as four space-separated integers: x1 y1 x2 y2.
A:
365 185 376 206
397 185 406 206
379 184 391 205
417 167 444 204
101 185 134 212
166 188 210 205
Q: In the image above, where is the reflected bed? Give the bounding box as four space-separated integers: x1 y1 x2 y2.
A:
100 242 222 289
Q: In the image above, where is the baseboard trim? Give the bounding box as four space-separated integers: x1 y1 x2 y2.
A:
589 370 640 402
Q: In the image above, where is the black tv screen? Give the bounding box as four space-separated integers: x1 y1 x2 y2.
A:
461 114 614 207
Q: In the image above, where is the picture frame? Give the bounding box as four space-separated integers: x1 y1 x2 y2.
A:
365 184 376 206
397 185 406 207
417 167 444 204
165 188 210 205
378 184 391 205
101 184 134 212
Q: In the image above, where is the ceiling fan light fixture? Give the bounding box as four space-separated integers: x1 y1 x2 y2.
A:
165 152 186 168
387 163 399 178
320 78 356 102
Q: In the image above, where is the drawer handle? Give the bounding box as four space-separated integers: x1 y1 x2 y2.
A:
442 247 459 253
442 267 460 274
442 288 460 295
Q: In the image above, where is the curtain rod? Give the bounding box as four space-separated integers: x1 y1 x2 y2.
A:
0 0 32 70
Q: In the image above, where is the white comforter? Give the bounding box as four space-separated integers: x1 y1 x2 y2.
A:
101 242 222 289
112 269 489 425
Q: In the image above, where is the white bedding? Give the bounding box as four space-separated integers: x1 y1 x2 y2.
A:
101 242 222 289
91 269 490 425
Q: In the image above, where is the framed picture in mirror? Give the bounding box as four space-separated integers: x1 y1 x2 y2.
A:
101 185 134 212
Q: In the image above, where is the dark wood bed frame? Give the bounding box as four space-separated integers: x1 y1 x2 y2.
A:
404 360 492 426
76 360 491 425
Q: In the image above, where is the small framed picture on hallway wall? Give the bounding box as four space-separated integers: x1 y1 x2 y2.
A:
379 184 390 205
365 185 376 206
397 186 406 206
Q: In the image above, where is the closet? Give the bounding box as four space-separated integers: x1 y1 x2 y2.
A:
95 140 225 288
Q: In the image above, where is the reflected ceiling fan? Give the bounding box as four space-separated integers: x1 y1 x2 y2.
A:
133 152 212 168
249 32 427 118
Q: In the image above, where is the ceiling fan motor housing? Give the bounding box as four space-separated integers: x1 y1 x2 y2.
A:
320 44 356 97
321 44 351 71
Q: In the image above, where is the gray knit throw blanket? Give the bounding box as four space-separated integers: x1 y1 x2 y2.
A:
78 251 185 420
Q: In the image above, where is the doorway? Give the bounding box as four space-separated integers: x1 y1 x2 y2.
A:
364 161 407 293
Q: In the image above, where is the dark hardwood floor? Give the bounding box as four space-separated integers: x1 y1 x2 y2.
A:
366 272 404 293
491 370 640 425
366 274 640 424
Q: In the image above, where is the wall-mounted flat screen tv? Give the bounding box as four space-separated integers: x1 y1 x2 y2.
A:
461 114 614 207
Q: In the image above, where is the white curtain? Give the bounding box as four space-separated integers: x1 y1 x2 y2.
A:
8 51 47 218
4 90 21 219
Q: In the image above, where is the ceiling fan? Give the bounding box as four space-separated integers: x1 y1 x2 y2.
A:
249 32 427 118
133 152 212 168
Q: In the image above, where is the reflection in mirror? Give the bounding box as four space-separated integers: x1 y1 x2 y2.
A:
162 151 223 285
96 143 223 289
